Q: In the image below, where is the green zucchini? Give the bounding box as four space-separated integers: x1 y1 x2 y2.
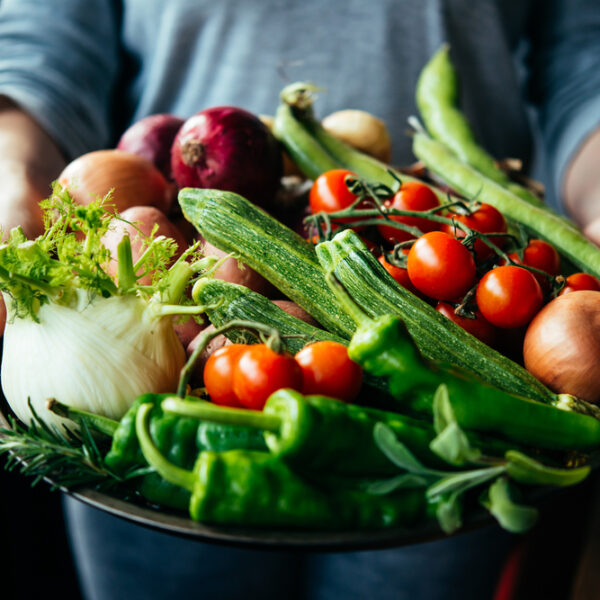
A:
178 188 355 339
192 277 348 352
316 229 556 404
274 82 447 202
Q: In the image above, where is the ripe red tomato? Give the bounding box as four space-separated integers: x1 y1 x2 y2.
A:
435 302 497 346
504 239 560 288
377 181 440 243
232 344 303 410
407 231 476 300
476 265 543 328
378 252 421 294
558 272 600 295
203 344 247 408
442 203 506 261
309 169 360 214
295 341 363 402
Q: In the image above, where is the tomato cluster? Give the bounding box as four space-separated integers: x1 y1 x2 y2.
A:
203 340 362 410
307 170 600 356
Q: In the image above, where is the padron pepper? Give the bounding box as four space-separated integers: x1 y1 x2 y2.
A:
331 276 600 452
104 393 266 509
135 402 427 529
161 389 522 476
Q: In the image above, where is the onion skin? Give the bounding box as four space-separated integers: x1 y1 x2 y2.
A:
117 114 184 180
171 107 282 208
523 290 600 403
58 149 175 214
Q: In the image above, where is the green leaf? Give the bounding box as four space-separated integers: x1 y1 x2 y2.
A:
430 384 481 466
434 492 463 534
482 477 538 533
373 422 432 474
505 450 590 487
426 465 505 501
367 473 430 495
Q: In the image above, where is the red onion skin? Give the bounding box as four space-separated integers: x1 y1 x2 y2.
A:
117 114 184 180
523 290 600 403
171 107 283 208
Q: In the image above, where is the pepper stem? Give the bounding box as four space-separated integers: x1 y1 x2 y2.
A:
162 397 281 433
135 403 196 492
46 399 119 437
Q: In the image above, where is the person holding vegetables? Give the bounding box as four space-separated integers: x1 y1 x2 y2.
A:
0 0 600 599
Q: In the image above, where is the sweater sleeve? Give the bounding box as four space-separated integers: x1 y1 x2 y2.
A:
0 0 121 160
526 0 600 205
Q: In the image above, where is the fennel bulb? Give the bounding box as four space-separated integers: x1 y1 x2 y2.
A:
0 187 206 427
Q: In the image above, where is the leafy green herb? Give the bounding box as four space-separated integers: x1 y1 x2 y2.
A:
481 477 538 533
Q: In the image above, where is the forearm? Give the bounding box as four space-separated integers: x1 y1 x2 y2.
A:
0 96 66 238
564 127 600 244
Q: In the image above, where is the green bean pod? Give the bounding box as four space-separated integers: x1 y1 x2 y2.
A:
416 45 544 208
412 132 600 277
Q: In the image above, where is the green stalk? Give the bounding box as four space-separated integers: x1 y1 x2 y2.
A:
46 399 119 437
116 235 137 292
161 397 281 433
135 403 196 491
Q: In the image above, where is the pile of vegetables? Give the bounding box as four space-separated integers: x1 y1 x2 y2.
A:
2 45 600 539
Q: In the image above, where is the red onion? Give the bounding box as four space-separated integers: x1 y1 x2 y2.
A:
117 114 184 180
171 106 282 208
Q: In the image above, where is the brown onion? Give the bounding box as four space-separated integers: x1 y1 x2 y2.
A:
58 149 175 214
523 290 600 403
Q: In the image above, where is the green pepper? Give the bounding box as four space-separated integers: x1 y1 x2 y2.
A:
135 403 427 529
161 389 521 476
104 393 266 509
345 310 600 451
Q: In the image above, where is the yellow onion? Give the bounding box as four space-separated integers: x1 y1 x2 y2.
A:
321 109 392 163
58 149 175 214
523 290 600 403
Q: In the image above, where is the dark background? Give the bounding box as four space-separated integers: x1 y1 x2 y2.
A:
0 463 82 599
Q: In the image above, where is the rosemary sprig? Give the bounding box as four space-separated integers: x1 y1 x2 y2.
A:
0 403 147 491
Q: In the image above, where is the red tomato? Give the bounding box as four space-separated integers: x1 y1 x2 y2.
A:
378 252 420 294
203 344 247 408
377 181 440 243
407 231 476 301
476 266 543 329
309 169 360 214
295 341 363 402
435 302 497 346
232 344 303 410
558 272 600 295
442 203 506 261
504 240 560 288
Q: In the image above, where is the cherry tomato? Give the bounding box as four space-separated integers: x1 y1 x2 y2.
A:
232 344 303 410
504 239 560 288
558 272 600 295
309 169 360 215
442 203 506 261
435 302 497 346
407 231 476 301
203 344 247 408
378 251 420 293
377 181 440 243
476 265 543 329
295 341 363 402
